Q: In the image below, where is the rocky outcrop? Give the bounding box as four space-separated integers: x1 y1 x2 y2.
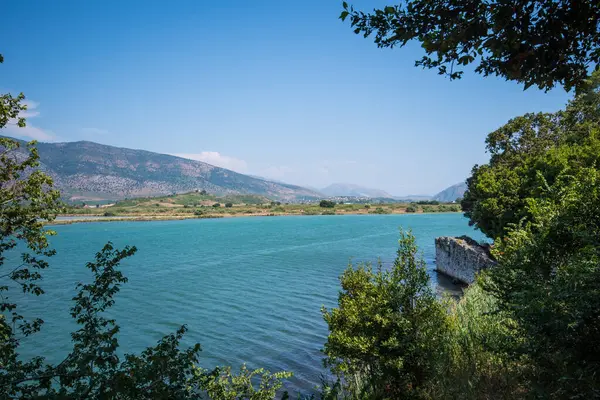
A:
435 236 496 284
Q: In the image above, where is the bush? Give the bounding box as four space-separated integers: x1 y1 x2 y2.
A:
303 209 319 215
364 204 370 209
224 202 233 208
319 200 336 208
323 230 450 398
321 210 335 215
428 280 523 399
405 204 418 213
194 209 204 216
370 207 388 214
212 203 220 208
103 211 116 217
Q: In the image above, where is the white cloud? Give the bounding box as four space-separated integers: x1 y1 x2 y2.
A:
2 100 55 141
172 151 248 172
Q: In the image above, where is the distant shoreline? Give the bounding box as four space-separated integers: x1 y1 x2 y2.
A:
47 210 461 225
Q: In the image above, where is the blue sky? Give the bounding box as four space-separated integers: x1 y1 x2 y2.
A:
2 0 570 195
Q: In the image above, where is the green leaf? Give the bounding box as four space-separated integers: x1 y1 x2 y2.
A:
340 10 349 21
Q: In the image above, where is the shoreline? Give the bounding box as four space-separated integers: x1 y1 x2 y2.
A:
47 211 462 225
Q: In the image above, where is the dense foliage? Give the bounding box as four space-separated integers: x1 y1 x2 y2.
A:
319 200 336 208
322 231 449 398
322 233 522 400
341 1 600 91
404 205 418 213
484 165 600 398
462 72 600 238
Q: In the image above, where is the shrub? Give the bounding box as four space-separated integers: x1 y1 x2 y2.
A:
319 200 336 208
194 209 204 216
212 203 220 208
364 204 370 209
224 202 233 208
371 207 388 214
323 230 450 398
410 280 523 400
321 210 335 215
103 211 116 217
303 209 319 215
405 204 418 213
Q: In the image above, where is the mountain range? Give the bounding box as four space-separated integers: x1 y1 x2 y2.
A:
6 137 321 202
5 136 468 203
320 182 467 202
320 183 393 198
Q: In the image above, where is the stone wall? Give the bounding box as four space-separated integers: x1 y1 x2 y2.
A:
435 236 496 284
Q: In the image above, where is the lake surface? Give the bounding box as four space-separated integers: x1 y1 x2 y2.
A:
19 214 485 394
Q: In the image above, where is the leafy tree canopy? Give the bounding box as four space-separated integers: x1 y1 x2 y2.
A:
485 164 600 398
461 71 600 238
322 230 449 398
341 1 600 91
319 200 336 208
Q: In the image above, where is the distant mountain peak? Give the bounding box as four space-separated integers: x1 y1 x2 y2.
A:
433 182 467 202
320 183 392 198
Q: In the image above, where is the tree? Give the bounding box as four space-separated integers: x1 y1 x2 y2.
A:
319 200 336 208
461 72 600 238
212 203 221 208
224 203 233 208
322 230 449 398
485 166 600 398
341 1 600 91
0 56 64 345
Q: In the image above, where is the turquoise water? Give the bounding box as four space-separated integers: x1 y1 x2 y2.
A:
18 214 484 394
